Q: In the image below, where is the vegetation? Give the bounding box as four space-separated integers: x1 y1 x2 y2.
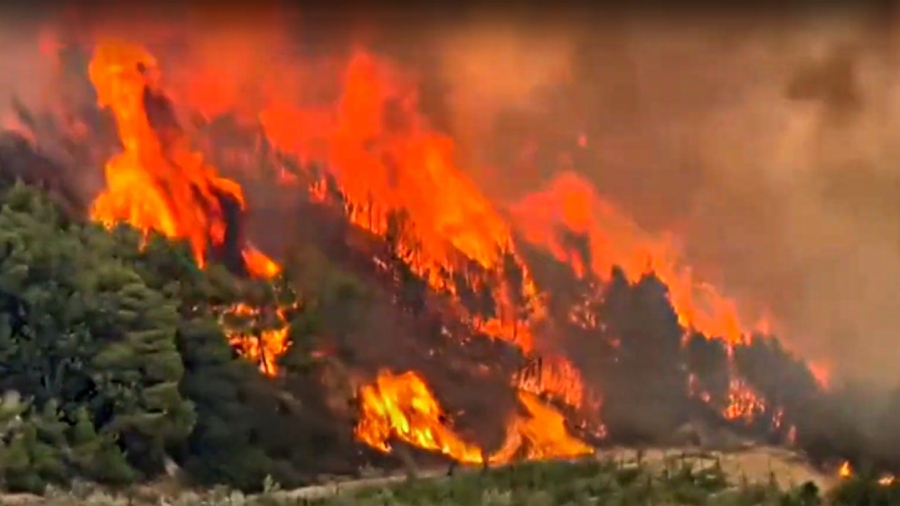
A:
9 456 896 505
328 458 808 506
0 180 360 494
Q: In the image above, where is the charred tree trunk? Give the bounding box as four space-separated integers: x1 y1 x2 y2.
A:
211 190 250 277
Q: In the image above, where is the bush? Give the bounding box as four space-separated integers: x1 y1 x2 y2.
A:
0 392 133 494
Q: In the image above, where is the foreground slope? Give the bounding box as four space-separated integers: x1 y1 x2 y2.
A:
5 449 893 506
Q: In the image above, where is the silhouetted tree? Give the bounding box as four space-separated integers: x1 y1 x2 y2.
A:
686 332 731 410
598 268 689 442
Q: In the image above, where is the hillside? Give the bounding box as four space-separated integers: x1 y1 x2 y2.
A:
0 19 897 505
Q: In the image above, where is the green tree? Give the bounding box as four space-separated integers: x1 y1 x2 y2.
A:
175 316 286 491
0 390 132 493
0 394 64 493
0 183 194 478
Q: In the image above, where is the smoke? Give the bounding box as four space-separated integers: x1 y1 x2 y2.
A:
428 19 576 199
0 16 61 127
596 12 900 386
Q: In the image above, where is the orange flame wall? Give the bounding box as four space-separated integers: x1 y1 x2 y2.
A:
509 170 769 346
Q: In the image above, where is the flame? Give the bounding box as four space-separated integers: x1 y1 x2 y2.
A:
839 460 852 478
87 41 286 374
722 378 766 423
223 303 292 376
87 40 278 279
355 370 485 463
242 247 282 279
260 52 530 316
808 362 831 390
837 460 896 486
490 390 595 463
509 171 833 421
78 34 825 463
257 50 589 409
516 355 591 410
261 52 516 283
510 171 764 346
355 370 593 464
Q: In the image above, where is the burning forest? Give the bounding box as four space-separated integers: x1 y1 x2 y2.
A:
0 8 898 497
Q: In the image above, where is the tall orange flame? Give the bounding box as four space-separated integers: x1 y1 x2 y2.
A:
87 40 287 374
260 49 590 410
88 40 278 279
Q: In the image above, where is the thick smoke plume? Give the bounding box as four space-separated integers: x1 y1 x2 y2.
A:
3 5 900 388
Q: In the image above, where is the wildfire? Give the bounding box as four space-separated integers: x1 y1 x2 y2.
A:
257 50 590 411
837 460 896 486
75 32 826 467
355 370 593 464
87 40 278 279
355 370 485 463
83 39 591 457
223 303 292 376
86 40 287 374
247 46 803 442
510 171 764 346
508 171 831 422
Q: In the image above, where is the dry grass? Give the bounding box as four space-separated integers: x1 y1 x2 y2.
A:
0 445 848 505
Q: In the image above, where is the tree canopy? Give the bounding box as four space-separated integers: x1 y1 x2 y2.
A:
0 181 355 493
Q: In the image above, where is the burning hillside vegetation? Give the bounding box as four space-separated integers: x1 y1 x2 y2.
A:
3 21 899 488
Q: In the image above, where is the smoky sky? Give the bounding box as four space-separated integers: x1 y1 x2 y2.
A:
2 4 900 385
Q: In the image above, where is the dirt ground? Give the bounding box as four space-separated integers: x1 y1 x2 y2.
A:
595 446 838 491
